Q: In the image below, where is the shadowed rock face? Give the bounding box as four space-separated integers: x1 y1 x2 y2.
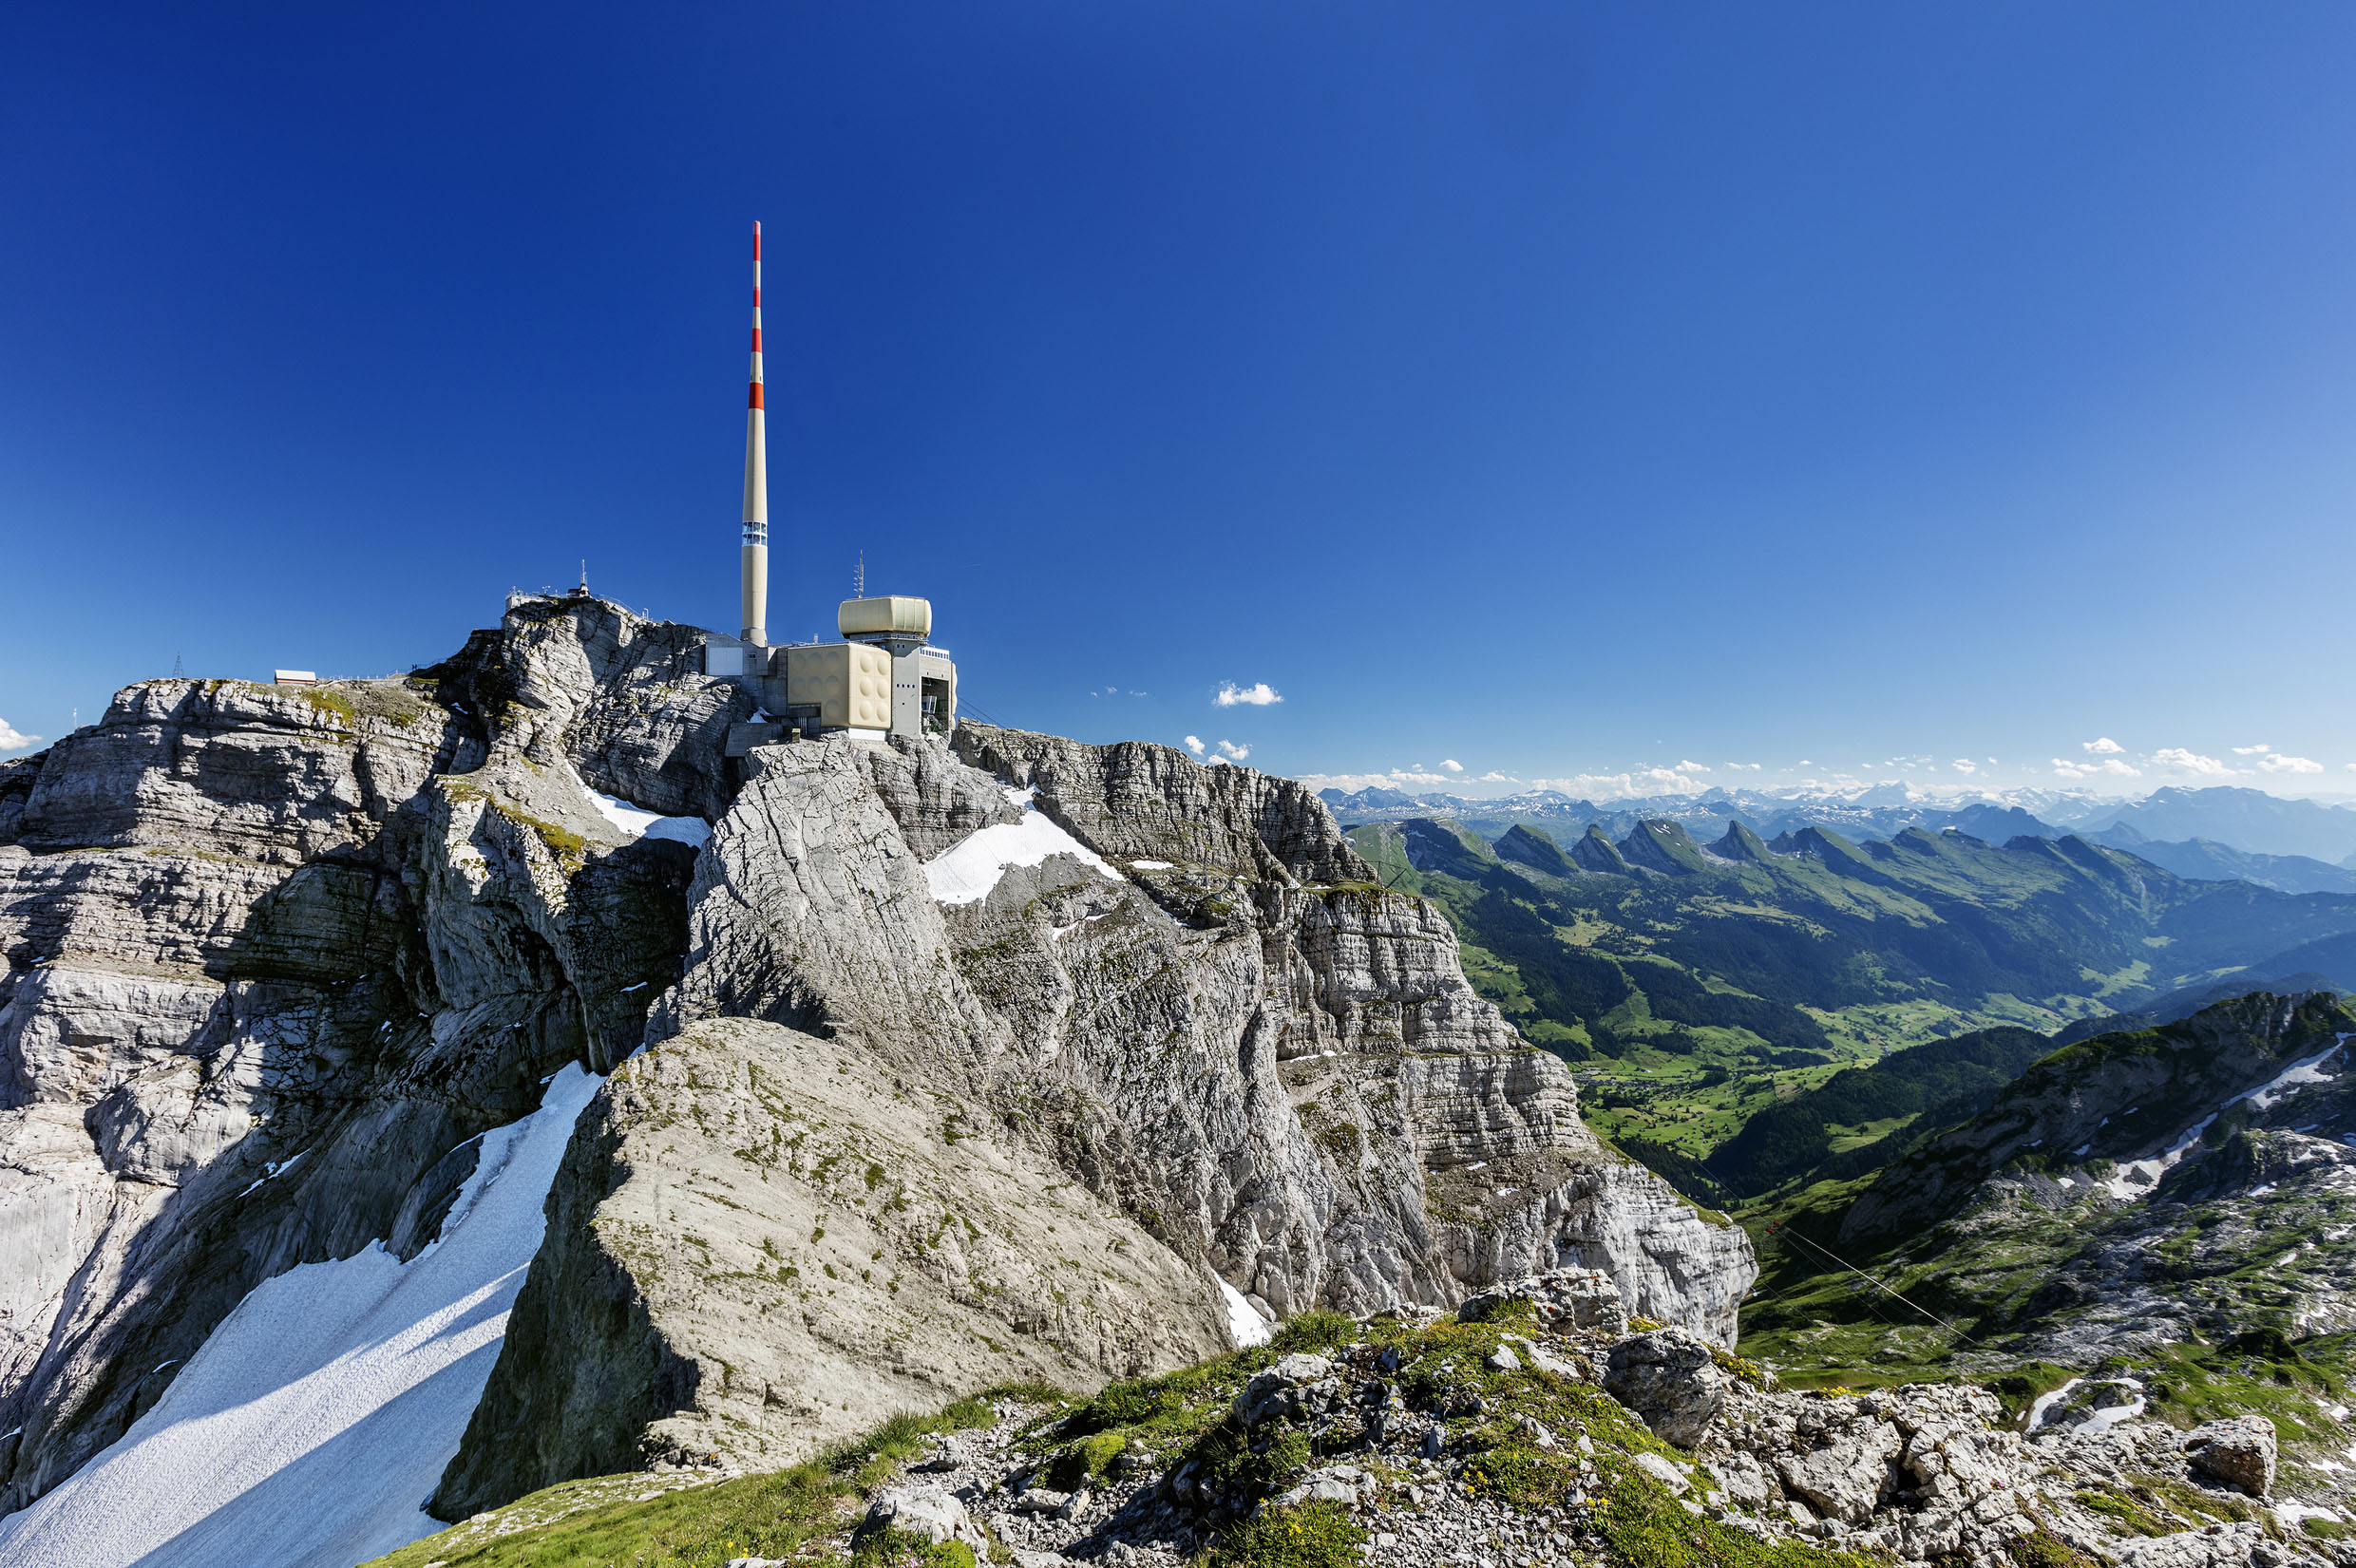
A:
0 595 1758 1529
429 1015 1230 1519
0 601 708 1516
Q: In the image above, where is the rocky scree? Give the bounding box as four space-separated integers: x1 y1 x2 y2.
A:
375 1267 2346 1568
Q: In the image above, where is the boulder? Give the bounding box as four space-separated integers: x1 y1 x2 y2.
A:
1634 1452 1692 1494
863 1484 991 1554
1233 1354 1336 1427
1775 1419 1902 1525
2184 1416 2276 1497
1274 1464 1374 1508
1459 1267 1629 1337
1603 1328 1726 1448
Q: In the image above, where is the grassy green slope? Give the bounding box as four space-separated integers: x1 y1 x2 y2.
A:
1351 817 2356 1200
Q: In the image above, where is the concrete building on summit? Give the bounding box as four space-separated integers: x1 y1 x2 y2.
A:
701 222 957 747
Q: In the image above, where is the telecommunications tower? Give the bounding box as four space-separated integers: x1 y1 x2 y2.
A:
741 221 770 645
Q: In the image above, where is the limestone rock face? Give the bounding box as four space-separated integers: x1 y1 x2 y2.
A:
421 594 754 822
0 597 1763 1534
924 732 1754 1340
429 1017 1226 1517
951 723 1366 884
648 742 1007 1081
0 599 706 1517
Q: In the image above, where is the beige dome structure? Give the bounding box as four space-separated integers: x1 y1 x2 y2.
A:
709 594 957 751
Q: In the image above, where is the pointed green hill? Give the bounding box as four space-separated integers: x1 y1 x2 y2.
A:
1495 822 1577 878
1570 823 1633 875
1619 819 1709 875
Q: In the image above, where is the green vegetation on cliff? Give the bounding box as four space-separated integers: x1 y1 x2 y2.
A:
1352 815 2356 1199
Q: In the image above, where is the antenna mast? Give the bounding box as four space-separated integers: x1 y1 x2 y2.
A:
740 221 770 645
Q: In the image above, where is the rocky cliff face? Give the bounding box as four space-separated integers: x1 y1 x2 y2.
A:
0 593 1754 1534
0 599 713 1514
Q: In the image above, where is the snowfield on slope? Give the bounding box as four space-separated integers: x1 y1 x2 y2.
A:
583 783 712 846
925 789 1119 905
0 1066 603 1568
2103 1038 2347 1200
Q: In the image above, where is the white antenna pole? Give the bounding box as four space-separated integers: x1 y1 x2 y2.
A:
741 221 770 645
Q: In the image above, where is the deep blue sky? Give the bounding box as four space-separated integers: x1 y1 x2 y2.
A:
7 2 2356 800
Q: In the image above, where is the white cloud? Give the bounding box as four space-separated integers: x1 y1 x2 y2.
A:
2232 743 2271 755
2051 756 2142 780
1524 768 1708 801
2151 747 2237 778
1673 760 1711 774
1182 735 1206 757
1206 756 1230 767
1293 767 1463 793
2261 753 2324 774
1724 762 1760 771
1796 760 1814 766
1479 771 1517 783
1950 760 1978 774
1214 681 1282 708
0 719 41 754
2082 737 2125 754
1440 759 1464 773
1216 740 1250 761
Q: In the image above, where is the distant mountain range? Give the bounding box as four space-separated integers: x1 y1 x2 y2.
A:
1349 813 2356 1066
2079 784 2356 862
1320 782 2356 894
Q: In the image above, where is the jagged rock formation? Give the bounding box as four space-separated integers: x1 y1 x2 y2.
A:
0 592 1757 1540
0 600 716 1514
431 1015 1227 1515
443 702 1753 1511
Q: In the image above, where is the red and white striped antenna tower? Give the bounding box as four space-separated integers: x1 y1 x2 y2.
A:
741 221 770 645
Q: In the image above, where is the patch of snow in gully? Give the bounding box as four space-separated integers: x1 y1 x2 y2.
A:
1220 1277 1273 1349
2102 1039 2346 1200
584 786 711 847
0 1066 604 1568
2025 1378 2082 1431
925 799 1118 905
2023 1375 2151 1437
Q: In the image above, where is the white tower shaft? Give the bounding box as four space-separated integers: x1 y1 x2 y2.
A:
741 221 770 645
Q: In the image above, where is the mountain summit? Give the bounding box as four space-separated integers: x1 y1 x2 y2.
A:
0 592 1747 1563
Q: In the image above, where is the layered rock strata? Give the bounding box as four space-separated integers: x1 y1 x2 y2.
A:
0 600 713 1514
0 593 1756 1533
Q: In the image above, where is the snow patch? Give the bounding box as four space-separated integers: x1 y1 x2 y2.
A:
2103 1041 2346 1200
1130 860 1174 871
925 806 1118 905
1220 1276 1273 1349
584 786 712 847
2025 1377 2146 1435
0 1066 604 1568
2079 1379 2147 1435
2026 1378 2082 1431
